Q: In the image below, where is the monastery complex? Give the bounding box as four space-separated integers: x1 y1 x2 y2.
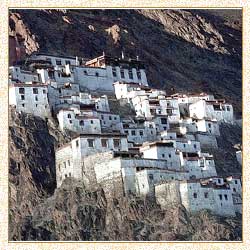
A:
9 53 242 217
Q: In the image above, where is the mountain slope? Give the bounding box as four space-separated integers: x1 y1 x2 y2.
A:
9 9 242 115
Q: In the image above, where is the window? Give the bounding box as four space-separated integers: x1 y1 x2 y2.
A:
204 192 208 198
139 130 144 136
194 144 197 149
90 120 94 124
193 193 197 198
101 139 108 148
149 174 154 180
224 194 228 200
131 130 136 136
101 115 104 120
218 179 221 184
84 70 87 75
35 104 38 107
137 70 141 80
80 120 84 126
21 95 25 100
168 154 171 158
227 106 230 111
33 88 38 94
162 154 165 158
113 139 120 148
95 72 99 77
76 140 79 147
65 174 67 178
64 162 67 168
112 67 117 77
58 164 61 171
35 96 38 101
87 139 94 148
19 88 25 94
43 89 46 94
128 70 133 79
219 194 222 200
69 172 71 177
183 144 186 148
109 116 112 120
114 117 117 120
158 110 161 114
56 59 62 65
233 188 236 192
69 120 72 124
163 126 167 131
124 130 128 134
68 114 71 119
120 69 125 78
161 118 167 124
68 160 70 166
22 104 25 107
208 123 211 128
65 60 71 65
235 180 238 184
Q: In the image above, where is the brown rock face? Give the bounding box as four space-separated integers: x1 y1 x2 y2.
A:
18 179 242 241
8 9 242 115
9 108 70 240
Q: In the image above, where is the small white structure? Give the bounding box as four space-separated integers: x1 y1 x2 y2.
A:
180 153 217 179
136 168 189 197
9 83 50 119
123 119 158 145
171 92 215 117
98 112 123 133
57 108 102 134
9 66 40 83
140 141 181 169
56 134 129 187
37 67 74 84
189 99 234 123
180 118 220 136
155 178 237 217
236 151 242 165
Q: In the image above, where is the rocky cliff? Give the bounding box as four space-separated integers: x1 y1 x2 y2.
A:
9 9 242 115
18 179 242 241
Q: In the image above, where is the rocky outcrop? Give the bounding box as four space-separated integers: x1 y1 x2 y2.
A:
8 9 242 115
9 108 70 240
18 179 242 241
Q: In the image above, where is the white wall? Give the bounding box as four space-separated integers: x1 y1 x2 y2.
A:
9 66 39 83
9 85 51 119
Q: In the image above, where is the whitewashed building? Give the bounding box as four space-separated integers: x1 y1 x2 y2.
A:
57 108 102 134
155 178 237 217
72 55 148 92
9 82 50 119
9 66 40 83
93 153 189 197
140 141 181 169
189 99 234 123
30 53 80 67
180 118 220 136
56 134 129 187
171 92 215 117
123 119 158 145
